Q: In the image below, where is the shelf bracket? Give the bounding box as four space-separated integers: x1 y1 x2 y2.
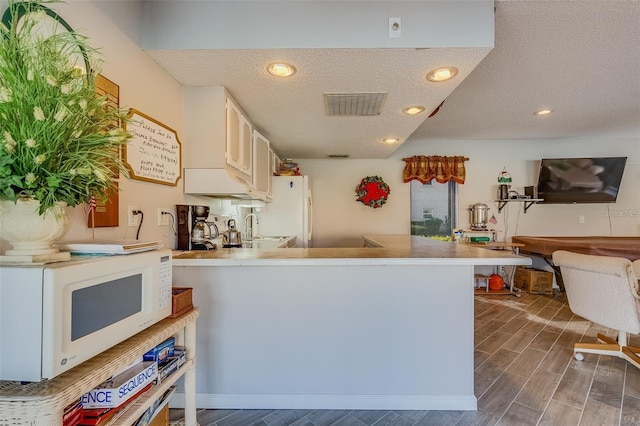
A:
497 200 507 213
523 201 535 213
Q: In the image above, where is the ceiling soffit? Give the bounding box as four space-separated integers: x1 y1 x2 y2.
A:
141 1 495 159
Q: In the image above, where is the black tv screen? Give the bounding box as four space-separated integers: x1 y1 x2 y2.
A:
536 157 627 204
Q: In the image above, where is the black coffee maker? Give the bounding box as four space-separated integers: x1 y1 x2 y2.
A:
176 205 219 250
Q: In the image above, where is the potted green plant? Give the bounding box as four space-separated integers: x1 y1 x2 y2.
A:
0 0 129 260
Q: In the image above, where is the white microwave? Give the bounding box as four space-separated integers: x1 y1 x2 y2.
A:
0 249 172 382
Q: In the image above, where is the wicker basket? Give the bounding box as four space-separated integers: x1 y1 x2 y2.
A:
170 287 194 318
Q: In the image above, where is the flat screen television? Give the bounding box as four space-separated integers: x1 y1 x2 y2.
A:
536 157 627 204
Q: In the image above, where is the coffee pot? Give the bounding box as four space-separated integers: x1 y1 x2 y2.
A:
189 205 219 250
191 218 219 245
222 219 243 247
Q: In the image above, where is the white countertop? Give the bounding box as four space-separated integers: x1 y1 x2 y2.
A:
172 234 532 267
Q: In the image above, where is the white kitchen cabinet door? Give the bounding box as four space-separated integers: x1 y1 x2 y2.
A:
225 97 252 182
267 147 277 198
239 115 252 175
271 150 280 177
251 130 271 198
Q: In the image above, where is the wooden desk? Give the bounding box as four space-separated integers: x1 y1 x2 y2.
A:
512 236 640 261
512 236 640 291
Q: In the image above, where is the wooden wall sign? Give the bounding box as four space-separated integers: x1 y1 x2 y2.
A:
123 109 182 186
87 74 120 228
88 183 119 228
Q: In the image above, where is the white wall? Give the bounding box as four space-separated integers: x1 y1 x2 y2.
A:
300 137 639 248
300 160 410 247
141 1 494 50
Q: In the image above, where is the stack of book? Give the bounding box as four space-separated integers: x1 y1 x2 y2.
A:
79 362 158 425
63 400 84 426
142 336 186 384
56 240 160 255
76 337 186 426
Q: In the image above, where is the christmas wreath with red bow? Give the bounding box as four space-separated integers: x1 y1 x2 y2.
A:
356 176 390 208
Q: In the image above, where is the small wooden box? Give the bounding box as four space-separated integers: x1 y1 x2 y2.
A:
170 287 193 318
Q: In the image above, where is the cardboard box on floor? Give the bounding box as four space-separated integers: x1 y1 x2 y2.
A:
514 266 553 295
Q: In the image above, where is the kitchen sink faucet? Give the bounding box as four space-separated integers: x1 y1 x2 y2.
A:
244 213 259 241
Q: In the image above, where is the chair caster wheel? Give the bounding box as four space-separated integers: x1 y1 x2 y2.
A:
574 352 584 361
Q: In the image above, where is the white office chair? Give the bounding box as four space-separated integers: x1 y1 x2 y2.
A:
552 250 640 368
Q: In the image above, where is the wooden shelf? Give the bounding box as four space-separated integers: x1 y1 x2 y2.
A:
496 198 543 213
470 242 525 251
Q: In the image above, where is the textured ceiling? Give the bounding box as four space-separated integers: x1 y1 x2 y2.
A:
147 47 490 158
145 0 640 159
410 0 640 142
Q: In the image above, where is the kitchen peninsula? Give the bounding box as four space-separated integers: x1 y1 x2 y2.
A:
171 235 531 410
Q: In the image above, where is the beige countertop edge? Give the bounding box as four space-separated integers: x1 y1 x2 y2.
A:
171 234 532 267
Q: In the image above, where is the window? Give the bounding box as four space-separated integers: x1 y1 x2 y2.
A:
410 180 457 239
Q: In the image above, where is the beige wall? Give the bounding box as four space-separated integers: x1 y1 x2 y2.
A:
0 1 218 253
1 2 637 253
300 138 640 248
51 2 188 250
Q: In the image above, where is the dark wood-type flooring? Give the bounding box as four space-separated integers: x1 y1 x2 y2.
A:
170 292 640 425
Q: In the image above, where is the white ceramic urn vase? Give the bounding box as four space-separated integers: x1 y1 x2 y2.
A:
0 198 70 261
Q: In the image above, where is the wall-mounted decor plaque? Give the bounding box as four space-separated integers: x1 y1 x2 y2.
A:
123 109 182 186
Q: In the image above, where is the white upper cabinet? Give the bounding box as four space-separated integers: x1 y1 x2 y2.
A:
271 150 280 178
226 97 253 183
183 86 277 200
268 148 279 198
250 130 271 200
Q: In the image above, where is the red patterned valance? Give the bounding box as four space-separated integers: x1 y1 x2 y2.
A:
402 155 469 184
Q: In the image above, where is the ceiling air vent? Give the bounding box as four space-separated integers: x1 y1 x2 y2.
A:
327 154 350 158
324 93 387 116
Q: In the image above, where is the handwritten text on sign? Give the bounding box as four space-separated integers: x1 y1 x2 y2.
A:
124 110 181 186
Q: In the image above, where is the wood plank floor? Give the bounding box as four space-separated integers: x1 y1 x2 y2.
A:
170 292 640 425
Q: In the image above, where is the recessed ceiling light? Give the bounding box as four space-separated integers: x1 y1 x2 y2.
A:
382 138 400 145
534 109 553 116
426 67 458 82
403 106 426 115
267 62 297 78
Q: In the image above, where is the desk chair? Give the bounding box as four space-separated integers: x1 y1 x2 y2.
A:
552 250 640 368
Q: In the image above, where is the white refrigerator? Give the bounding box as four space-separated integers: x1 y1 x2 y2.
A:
258 175 312 248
